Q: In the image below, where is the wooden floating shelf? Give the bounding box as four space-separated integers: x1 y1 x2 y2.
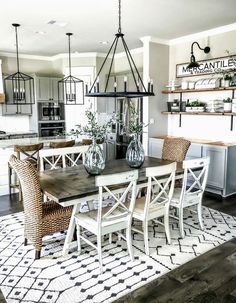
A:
162 111 236 116
162 86 236 94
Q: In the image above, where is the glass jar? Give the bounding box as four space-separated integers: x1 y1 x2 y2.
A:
126 134 145 168
84 138 105 175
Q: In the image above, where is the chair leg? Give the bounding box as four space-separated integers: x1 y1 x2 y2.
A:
164 210 171 244
76 224 81 254
143 221 149 256
97 235 103 273
109 233 112 244
87 200 94 211
198 204 204 230
126 228 134 261
24 238 28 246
35 250 41 260
179 208 184 238
8 165 12 196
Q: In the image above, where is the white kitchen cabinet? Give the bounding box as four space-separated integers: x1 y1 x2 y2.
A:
185 143 202 159
2 104 32 115
36 77 62 101
202 145 226 189
149 138 163 158
149 137 236 197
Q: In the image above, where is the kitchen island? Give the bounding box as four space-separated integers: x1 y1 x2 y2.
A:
0 135 77 196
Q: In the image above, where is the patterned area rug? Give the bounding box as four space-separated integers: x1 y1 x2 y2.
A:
0 207 236 303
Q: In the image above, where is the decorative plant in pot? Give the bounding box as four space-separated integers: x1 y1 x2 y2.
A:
185 100 205 112
223 98 232 113
70 111 114 175
125 106 148 168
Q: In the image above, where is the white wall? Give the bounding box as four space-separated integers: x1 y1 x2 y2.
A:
167 29 236 141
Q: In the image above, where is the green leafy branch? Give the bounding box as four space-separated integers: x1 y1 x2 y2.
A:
70 110 115 140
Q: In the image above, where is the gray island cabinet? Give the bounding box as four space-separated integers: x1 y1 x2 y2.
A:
149 137 236 197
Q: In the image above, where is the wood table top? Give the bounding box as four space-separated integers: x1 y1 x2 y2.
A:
40 157 183 204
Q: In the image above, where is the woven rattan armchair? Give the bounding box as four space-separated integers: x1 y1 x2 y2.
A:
162 138 191 162
9 155 72 260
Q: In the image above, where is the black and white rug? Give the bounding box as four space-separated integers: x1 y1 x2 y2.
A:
0 207 236 303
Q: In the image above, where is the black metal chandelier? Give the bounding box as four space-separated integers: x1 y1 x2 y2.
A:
187 41 210 69
86 0 154 98
58 33 84 105
4 24 35 105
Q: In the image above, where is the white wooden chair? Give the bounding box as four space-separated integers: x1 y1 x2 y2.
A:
39 145 89 171
74 170 138 273
39 145 91 210
132 162 176 256
170 157 210 238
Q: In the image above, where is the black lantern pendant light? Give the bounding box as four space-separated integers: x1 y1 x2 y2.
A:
58 33 84 105
4 24 35 104
86 0 155 98
187 41 210 69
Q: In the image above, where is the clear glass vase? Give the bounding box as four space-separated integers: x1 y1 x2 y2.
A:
84 138 105 175
126 134 145 168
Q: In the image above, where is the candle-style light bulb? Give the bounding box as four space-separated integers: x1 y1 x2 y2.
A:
96 77 99 93
124 76 127 91
150 79 153 93
148 77 151 92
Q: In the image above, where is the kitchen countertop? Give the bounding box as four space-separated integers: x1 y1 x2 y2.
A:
154 136 236 147
0 136 77 149
0 131 38 139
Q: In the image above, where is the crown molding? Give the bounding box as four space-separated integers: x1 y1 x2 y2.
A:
140 36 170 45
0 51 108 61
169 22 236 45
114 47 143 59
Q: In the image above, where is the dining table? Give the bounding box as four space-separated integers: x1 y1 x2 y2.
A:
40 156 183 256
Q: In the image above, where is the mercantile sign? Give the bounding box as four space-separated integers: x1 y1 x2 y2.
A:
176 55 236 78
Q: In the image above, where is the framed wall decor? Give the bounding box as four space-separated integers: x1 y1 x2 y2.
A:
176 54 236 78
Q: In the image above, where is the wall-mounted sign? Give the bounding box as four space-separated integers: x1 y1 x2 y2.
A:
176 55 236 78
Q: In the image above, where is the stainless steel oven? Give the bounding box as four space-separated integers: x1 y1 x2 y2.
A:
38 102 64 121
39 122 65 137
42 105 61 120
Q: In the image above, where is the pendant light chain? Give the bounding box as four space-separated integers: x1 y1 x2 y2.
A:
14 25 20 73
118 0 122 33
67 33 72 76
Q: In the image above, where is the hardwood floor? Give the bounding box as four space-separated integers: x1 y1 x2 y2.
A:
0 193 236 303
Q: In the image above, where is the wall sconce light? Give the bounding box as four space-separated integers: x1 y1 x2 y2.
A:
187 41 210 69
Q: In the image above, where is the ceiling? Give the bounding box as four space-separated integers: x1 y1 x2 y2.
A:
0 0 236 56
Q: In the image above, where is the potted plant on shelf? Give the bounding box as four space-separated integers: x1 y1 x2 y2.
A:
70 110 114 175
126 106 148 168
223 98 232 113
185 100 205 112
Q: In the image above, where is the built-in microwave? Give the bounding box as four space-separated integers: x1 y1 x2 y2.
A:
42 105 61 120
38 102 64 121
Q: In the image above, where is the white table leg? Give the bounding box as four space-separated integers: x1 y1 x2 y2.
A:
62 203 80 256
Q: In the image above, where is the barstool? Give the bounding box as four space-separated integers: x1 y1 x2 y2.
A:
49 140 75 148
9 143 44 201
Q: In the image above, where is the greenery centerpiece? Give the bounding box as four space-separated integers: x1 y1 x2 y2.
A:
71 110 114 175
126 105 147 168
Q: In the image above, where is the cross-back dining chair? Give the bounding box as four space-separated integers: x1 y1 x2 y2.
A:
132 162 176 255
170 157 210 238
39 145 89 171
9 155 72 259
74 170 138 273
